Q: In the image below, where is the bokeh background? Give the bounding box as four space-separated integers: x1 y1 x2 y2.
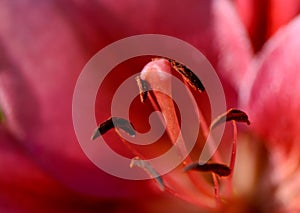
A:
0 0 300 212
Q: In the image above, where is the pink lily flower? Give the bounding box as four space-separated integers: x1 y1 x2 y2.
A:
0 0 299 212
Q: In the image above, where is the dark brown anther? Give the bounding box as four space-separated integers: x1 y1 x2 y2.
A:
0 106 5 124
152 57 205 92
91 117 136 140
210 108 250 129
135 76 149 103
167 58 205 92
185 162 231 177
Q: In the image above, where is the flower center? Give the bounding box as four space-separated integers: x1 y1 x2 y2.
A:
92 57 250 210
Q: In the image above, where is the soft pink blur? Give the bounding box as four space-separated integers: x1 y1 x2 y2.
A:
0 0 300 212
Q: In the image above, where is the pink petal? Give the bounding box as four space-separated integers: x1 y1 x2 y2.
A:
240 15 300 152
0 1 154 197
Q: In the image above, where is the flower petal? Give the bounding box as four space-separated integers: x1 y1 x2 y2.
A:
234 0 300 51
240 15 300 152
268 0 300 36
0 0 155 197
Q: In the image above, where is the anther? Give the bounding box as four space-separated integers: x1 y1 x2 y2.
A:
210 108 250 129
135 76 149 103
0 105 5 124
130 157 165 191
185 162 231 177
91 117 136 140
152 57 205 92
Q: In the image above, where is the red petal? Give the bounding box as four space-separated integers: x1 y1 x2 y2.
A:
100 0 253 98
268 0 300 37
234 0 269 51
0 128 96 213
234 0 300 51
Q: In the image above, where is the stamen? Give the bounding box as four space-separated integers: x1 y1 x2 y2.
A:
210 108 250 129
212 173 221 206
209 109 250 196
229 121 238 171
226 120 238 196
135 76 149 103
153 57 205 92
140 59 190 158
91 117 136 140
93 57 251 208
185 162 231 177
130 157 165 191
